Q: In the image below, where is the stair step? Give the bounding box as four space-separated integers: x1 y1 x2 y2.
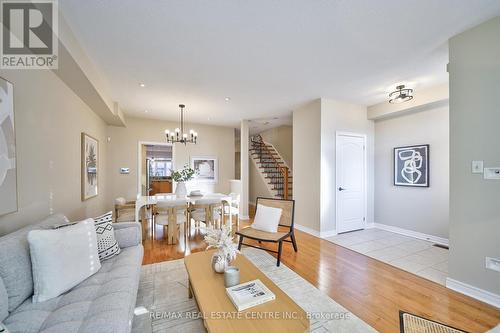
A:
256 161 284 164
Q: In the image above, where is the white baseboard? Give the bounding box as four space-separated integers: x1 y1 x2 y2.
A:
294 224 321 238
320 230 337 238
372 223 449 246
294 224 337 239
446 278 500 309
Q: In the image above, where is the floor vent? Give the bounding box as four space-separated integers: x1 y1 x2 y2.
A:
433 243 449 250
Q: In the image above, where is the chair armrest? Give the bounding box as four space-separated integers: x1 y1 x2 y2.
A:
113 222 142 248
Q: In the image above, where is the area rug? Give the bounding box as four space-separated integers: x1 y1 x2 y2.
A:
399 311 468 333
133 247 376 332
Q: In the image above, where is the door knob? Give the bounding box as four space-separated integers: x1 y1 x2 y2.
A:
338 187 346 191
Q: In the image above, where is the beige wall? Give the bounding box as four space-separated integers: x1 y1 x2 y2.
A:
448 16 500 296
375 106 449 238
260 125 293 168
249 160 272 204
106 117 235 202
293 100 321 232
320 99 374 234
0 70 109 235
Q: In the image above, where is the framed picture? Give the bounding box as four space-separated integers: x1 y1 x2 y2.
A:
81 133 99 200
191 156 218 184
394 144 429 187
0 77 18 215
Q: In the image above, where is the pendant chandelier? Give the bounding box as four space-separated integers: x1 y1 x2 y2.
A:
389 85 413 104
164 104 198 145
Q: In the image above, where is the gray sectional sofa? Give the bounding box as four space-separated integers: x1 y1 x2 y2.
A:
0 214 144 333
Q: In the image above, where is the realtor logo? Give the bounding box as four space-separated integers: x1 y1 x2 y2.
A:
0 0 58 69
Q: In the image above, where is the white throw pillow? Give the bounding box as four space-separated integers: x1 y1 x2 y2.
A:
93 211 121 260
251 204 282 233
28 219 101 303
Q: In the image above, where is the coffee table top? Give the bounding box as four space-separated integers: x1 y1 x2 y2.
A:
184 250 309 333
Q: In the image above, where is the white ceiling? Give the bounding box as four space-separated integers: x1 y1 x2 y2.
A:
60 0 500 128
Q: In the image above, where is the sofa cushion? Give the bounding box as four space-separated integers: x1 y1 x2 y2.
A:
28 219 101 303
0 214 68 312
0 277 7 322
93 211 120 260
3 245 143 333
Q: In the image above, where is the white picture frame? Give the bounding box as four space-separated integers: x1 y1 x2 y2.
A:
81 132 99 200
0 77 18 216
191 156 218 184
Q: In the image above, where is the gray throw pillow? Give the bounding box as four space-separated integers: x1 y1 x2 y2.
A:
94 211 121 260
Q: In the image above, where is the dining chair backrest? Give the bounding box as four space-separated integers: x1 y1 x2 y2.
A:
194 198 222 205
229 193 240 207
156 199 189 212
256 197 295 229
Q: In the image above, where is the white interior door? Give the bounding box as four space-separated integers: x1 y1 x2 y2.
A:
336 133 366 233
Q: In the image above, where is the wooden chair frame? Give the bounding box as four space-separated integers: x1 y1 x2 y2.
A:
156 202 189 244
114 201 136 222
236 197 297 266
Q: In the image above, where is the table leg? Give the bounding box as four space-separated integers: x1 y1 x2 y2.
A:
167 214 176 244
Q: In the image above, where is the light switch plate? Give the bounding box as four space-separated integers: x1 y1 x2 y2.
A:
471 160 484 174
484 167 500 180
486 257 500 272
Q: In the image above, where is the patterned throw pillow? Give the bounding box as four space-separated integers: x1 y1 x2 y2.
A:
93 211 120 260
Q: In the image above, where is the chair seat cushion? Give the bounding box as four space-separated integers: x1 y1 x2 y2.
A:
236 227 288 242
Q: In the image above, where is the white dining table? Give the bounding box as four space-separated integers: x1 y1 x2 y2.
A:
135 193 233 233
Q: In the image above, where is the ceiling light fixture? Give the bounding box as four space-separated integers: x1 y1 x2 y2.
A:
164 104 197 145
139 83 145 87
225 97 231 102
389 85 413 104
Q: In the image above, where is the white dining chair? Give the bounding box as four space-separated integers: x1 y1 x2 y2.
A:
155 198 189 244
190 198 223 229
224 193 240 228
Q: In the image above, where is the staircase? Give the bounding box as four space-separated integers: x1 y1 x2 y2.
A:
250 135 292 199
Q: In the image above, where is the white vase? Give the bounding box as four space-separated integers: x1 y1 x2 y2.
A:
212 251 229 273
175 182 187 197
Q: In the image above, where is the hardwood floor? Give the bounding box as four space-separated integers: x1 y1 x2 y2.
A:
141 215 500 333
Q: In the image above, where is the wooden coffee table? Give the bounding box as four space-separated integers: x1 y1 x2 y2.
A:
184 250 309 333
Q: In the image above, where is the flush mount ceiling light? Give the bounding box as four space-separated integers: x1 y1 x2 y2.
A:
389 85 413 104
164 104 197 145
224 97 231 102
139 83 145 87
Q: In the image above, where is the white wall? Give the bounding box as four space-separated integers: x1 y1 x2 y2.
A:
448 16 500 297
374 106 449 238
249 160 273 204
293 100 321 232
107 117 235 202
259 125 293 168
320 99 374 234
0 70 109 235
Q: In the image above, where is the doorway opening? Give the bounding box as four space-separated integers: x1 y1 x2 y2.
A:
137 142 174 196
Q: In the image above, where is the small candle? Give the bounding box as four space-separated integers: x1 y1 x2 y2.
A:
224 266 240 288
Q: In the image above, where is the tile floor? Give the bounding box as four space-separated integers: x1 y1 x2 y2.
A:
325 228 449 285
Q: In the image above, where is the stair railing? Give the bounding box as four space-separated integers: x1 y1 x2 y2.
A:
250 135 290 199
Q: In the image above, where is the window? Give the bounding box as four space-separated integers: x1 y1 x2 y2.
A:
149 159 172 177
